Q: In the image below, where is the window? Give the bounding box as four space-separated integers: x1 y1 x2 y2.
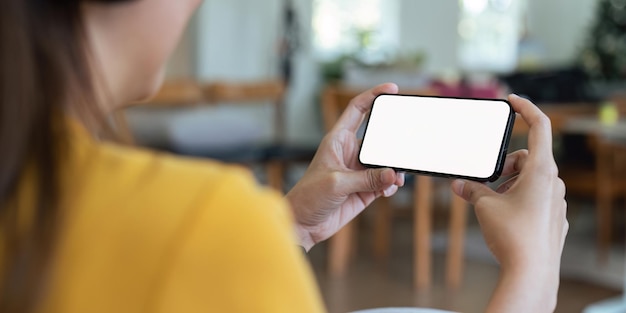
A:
458 0 525 73
312 0 399 62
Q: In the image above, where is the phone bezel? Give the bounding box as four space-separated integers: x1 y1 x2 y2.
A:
358 94 516 182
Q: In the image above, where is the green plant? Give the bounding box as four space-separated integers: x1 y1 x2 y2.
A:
580 0 626 81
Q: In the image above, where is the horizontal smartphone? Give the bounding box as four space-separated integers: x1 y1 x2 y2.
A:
359 94 516 182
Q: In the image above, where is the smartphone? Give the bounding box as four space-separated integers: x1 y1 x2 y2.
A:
359 94 516 182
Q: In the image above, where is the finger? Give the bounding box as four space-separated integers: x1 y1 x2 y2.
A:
340 168 397 194
335 83 399 133
556 178 567 198
500 150 529 177
395 172 406 187
383 184 399 198
451 179 496 206
508 94 553 159
496 175 519 193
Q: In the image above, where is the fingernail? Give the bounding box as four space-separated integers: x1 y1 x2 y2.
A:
452 179 465 195
510 94 520 99
380 168 394 182
384 185 397 197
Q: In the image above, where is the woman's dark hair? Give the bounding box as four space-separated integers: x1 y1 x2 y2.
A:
0 1 130 311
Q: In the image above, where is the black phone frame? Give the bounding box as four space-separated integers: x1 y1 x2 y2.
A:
358 94 517 183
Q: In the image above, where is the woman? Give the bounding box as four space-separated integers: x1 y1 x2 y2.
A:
0 0 568 312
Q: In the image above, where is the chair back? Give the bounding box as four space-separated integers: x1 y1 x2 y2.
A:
321 84 438 132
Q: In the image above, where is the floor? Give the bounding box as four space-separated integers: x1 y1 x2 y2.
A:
306 196 623 313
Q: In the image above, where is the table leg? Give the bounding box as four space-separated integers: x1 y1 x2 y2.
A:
446 193 468 289
373 197 392 266
266 161 284 192
596 143 613 263
414 176 433 289
329 220 355 277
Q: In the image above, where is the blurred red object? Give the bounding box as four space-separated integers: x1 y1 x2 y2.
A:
430 80 502 99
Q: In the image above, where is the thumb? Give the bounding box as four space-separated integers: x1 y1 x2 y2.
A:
451 179 496 205
341 168 396 194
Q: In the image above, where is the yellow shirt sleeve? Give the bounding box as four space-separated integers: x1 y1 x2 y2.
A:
152 170 325 313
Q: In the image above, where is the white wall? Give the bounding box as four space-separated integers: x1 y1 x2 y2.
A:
398 0 460 75
195 0 281 80
192 0 322 143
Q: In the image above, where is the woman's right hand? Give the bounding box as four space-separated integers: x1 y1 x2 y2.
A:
451 94 568 313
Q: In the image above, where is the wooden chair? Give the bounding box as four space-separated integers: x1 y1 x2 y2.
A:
593 137 626 259
555 97 626 262
595 94 626 259
322 84 469 289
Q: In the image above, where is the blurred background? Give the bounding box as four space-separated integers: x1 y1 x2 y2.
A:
124 0 626 312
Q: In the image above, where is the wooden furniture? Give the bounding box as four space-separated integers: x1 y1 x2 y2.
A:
143 81 619 268
514 103 626 262
513 105 597 247
137 80 292 191
582 139 626 313
321 84 469 290
510 104 626 261
595 137 626 260
321 85 400 273
144 79 205 106
560 117 626 261
203 81 288 191
320 88 610 289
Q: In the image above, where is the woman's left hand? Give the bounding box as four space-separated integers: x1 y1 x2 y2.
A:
286 83 405 251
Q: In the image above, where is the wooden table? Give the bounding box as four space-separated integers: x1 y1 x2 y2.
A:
562 117 626 138
322 83 599 290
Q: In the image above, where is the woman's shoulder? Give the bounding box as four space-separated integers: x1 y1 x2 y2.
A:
46 134 316 312
60 120 292 229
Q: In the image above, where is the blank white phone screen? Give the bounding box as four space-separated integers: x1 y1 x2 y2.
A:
360 95 512 179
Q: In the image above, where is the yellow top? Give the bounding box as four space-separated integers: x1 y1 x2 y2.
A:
20 121 325 313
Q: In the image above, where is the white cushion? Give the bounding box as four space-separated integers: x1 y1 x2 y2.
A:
125 105 274 151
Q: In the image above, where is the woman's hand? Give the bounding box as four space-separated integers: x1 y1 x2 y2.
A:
286 83 405 251
451 95 568 313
